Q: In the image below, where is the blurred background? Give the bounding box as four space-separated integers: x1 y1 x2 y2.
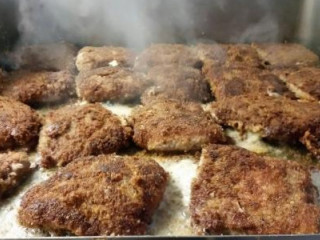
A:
0 0 319 53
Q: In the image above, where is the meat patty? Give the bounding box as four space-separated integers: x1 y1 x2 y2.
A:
76 66 150 103
0 96 42 150
18 154 168 236
38 103 132 168
205 66 295 100
5 42 77 72
1 70 75 105
252 43 319 67
275 67 320 101
141 65 211 104
209 94 320 159
190 144 320 234
0 152 33 198
131 99 226 152
196 43 262 74
134 44 202 72
76 46 135 72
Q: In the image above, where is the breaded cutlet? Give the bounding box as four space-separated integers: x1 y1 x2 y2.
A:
275 67 320 101
76 46 135 72
18 154 168 236
38 103 132 168
196 43 262 74
204 66 295 100
75 66 150 103
134 44 202 72
6 43 77 72
252 43 319 67
141 65 211 104
1 70 75 105
208 94 320 159
130 99 225 152
0 96 42 151
0 152 33 198
190 144 320 234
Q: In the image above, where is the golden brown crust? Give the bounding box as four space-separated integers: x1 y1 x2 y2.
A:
252 43 319 67
76 46 135 72
1 70 75 105
141 65 211 103
18 154 168 236
205 66 295 100
0 96 42 150
131 99 226 152
190 144 320 235
0 152 33 198
209 94 320 158
196 44 262 74
38 103 132 168
134 44 202 72
275 67 320 101
6 43 77 72
75 66 150 103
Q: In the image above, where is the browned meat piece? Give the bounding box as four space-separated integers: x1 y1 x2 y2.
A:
6 43 77 72
141 65 211 104
0 96 42 150
190 144 320 234
209 94 320 159
196 43 262 74
275 67 320 101
252 43 319 67
76 66 150 103
134 44 202 72
38 103 132 168
193 43 227 65
18 154 168 236
205 66 295 100
1 70 75 105
131 99 225 152
76 46 135 72
0 152 33 198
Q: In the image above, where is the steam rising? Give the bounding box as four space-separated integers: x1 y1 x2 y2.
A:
17 0 286 49
17 0 196 49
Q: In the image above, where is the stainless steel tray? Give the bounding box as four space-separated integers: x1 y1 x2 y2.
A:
1 0 320 238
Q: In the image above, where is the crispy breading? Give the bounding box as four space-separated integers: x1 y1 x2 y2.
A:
196 44 262 74
18 154 168 236
134 44 202 72
205 66 295 100
76 66 150 103
1 70 75 105
190 144 320 234
193 43 227 64
0 152 33 198
38 103 132 168
6 43 77 72
275 67 320 101
141 65 211 103
76 46 135 72
252 43 319 67
131 99 225 152
209 94 320 159
0 96 42 150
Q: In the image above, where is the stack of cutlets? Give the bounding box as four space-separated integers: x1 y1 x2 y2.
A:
1 41 320 237
191 43 320 235
0 44 169 236
199 43 320 160
130 44 226 153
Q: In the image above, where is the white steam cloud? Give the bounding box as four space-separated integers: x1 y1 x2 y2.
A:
16 0 295 49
